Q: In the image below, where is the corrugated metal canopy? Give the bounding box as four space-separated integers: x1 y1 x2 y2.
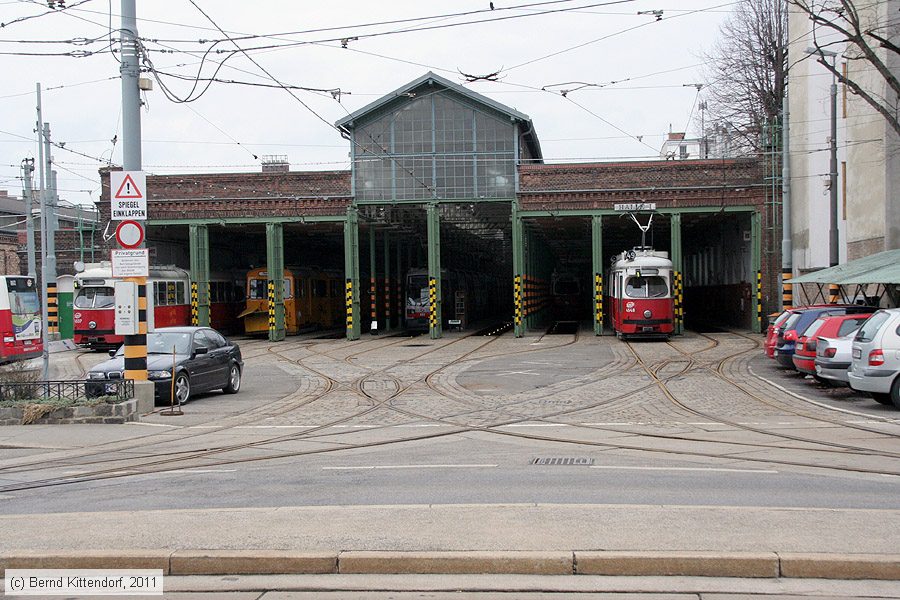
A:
791 249 900 284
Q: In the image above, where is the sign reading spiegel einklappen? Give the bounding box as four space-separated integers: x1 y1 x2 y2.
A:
110 171 147 220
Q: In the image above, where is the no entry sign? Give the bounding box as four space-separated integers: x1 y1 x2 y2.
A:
115 220 145 249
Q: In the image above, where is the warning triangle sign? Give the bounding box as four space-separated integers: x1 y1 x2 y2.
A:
114 174 143 199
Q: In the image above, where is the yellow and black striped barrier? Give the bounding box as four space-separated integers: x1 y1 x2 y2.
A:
190 282 198 326
513 275 522 327
123 282 148 381
782 269 793 310
756 271 763 330
428 277 438 330
828 283 840 304
345 279 354 331
267 281 276 334
384 278 391 325
594 273 603 324
46 283 58 334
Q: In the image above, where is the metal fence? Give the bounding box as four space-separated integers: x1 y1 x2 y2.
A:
0 380 134 403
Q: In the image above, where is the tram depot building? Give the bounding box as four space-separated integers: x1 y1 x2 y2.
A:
97 72 775 341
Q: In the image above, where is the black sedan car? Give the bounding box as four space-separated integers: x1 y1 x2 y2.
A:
86 326 243 404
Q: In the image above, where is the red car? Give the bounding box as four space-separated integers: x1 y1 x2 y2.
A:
765 305 833 358
792 313 873 376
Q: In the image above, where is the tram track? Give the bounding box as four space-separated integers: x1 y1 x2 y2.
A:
0 329 509 487
4 328 900 492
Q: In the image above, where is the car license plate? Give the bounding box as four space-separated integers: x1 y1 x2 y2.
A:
852 348 861 359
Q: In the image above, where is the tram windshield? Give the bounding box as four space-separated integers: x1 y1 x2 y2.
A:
74 286 115 308
625 276 668 298
248 278 292 300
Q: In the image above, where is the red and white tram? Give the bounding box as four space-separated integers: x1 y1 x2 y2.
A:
0 275 42 363
607 248 675 338
73 263 191 349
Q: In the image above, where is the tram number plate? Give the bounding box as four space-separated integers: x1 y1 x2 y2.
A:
852 348 861 359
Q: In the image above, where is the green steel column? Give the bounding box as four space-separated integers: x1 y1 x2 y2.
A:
512 203 524 338
669 213 683 335
427 203 442 339
344 208 361 340
189 224 210 327
592 215 603 336
383 231 392 333
369 226 378 334
265 222 285 342
752 210 763 334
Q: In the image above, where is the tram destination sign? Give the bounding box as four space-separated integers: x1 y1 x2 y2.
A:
614 202 656 212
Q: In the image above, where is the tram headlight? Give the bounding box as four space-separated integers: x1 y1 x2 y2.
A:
643 309 652 319
88 321 97 329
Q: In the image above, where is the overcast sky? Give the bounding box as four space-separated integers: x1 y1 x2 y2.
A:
0 0 735 208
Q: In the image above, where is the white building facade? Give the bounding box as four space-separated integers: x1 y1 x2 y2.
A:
787 0 900 270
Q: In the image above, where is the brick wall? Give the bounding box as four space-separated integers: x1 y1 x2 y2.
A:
99 168 352 221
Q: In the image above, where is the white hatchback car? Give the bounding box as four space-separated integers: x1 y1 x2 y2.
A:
847 308 900 408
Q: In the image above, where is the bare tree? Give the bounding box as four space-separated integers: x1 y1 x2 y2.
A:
792 0 900 138
701 0 788 153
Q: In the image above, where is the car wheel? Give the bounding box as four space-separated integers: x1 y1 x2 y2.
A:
871 392 893 406
890 377 900 409
174 373 191 405
813 374 836 388
223 363 241 394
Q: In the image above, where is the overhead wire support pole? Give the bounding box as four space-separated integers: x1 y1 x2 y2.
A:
35 84 49 383
21 159 37 278
120 0 147 381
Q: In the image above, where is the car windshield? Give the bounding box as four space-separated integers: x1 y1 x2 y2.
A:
774 311 792 327
801 318 826 338
118 331 193 355
838 318 869 337
782 312 802 332
855 311 890 342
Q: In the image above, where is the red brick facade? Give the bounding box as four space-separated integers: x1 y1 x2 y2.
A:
98 168 352 222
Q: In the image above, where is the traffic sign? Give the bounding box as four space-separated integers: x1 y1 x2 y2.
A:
111 248 149 278
115 220 145 249
110 171 147 220
614 202 656 212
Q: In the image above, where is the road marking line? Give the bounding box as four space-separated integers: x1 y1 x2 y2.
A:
590 466 779 474
126 422 180 428
323 464 498 471
234 425 319 429
0 494 15 500
500 423 569 428
156 469 237 475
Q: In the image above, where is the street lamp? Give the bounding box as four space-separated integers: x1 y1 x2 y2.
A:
805 47 839 268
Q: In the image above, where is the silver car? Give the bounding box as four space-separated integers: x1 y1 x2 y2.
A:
847 308 900 408
815 327 862 385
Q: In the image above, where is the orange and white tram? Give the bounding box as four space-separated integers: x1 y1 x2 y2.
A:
607 248 675 338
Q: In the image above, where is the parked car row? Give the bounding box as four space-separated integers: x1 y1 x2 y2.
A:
766 304 900 409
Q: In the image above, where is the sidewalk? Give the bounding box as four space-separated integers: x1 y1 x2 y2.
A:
2 503 899 580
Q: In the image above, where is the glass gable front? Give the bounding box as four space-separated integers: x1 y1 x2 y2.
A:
352 91 516 202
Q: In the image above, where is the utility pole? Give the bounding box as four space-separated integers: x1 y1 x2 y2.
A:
828 67 839 268
36 83 50 381
781 88 793 310
20 159 36 278
120 0 148 382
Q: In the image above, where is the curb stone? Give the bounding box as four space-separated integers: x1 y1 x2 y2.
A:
2 550 899 579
